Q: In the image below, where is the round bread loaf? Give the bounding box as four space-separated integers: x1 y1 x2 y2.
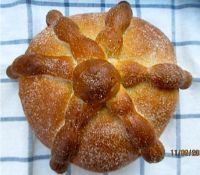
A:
7 1 192 173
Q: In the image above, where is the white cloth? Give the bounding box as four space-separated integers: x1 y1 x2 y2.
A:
0 0 200 175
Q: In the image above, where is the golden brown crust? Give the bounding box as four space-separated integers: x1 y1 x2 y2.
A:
26 27 71 57
105 1 132 33
6 2 192 173
19 76 72 147
149 63 192 89
46 10 63 26
73 108 139 172
7 54 74 80
68 35 106 63
14 14 178 172
96 27 123 58
120 18 176 66
50 94 101 173
54 16 105 63
73 59 120 104
126 83 178 136
18 14 179 172
106 85 165 164
107 86 157 151
54 16 80 43
96 1 132 58
117 60 148 87
179 70 193 89
141 139 165 163
117 60 192 89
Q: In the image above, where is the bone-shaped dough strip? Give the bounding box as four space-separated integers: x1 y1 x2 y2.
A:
96 1 132 57
117 61 192 89
52 13 106 63
106 86 165 162
50 94 101 173
6 54 74 80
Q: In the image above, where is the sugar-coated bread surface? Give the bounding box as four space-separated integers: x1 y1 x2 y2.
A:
7 2 192 173
23 13 177 172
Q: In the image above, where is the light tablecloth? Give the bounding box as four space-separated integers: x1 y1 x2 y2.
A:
0 0 200 175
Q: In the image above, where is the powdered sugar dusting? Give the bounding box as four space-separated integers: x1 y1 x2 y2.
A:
18 11 178 172
120 18 176 67
126 83 178 136
19 75 73 147
26 27 72 57
73 108 138 172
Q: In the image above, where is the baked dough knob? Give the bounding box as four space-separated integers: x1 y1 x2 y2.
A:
73 59 121 104
105 1 133 34
46 10 63 26
96 1 132 58
54 16 105 62
141 140 165 163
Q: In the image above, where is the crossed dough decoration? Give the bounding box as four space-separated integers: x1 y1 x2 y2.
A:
7 1 192 174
